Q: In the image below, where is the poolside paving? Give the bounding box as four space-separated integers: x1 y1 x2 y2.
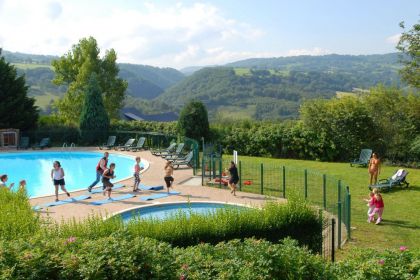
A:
29 148 282 222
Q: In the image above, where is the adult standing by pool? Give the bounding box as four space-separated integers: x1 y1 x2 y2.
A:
87 152 109 192
228 161 239 196
368 152 381 185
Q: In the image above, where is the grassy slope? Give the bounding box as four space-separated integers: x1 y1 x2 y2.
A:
233 156 419 255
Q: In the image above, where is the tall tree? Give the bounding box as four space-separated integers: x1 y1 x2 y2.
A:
0 49 39 130
397 20 420 89
79 73 109 144
177 100 210 140
52 37 127 123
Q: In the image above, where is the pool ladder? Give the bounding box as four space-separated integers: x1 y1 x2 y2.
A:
62 142 76 151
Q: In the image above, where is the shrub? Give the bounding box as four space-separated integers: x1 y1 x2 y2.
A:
0 188 40 240
51 199 322 253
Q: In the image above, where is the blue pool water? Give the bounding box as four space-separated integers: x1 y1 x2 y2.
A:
119 202 246 222
0 151 142 197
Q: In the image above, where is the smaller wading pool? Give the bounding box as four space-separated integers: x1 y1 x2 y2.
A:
118 202 248 222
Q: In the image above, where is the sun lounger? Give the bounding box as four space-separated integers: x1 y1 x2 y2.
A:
162 143 185 158
32 137 50 150
350 149 372 167
130 137 146 152
91 194 136 205
151 142 176 156
17 137 30 149
369 169 409 192
115 138 136 151
99 136 117 150
172 151 194 169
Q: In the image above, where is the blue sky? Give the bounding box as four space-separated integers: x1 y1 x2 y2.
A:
0 0 418 68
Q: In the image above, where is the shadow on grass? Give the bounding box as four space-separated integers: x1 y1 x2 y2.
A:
380 219 420 230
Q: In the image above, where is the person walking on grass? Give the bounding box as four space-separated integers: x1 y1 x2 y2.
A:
87 152 109 192
368 152 381 185
102 163 116 200
51 161 70 202
133 156 144 192
228 161 239 196
369 188 385 225
0 174 14 190
164 161 174 193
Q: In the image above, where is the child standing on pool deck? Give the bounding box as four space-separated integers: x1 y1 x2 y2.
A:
164 161 174 193
369 188 385 225
102 163 116 200
51 161 70 202
133 157 144 192
364 191 375 222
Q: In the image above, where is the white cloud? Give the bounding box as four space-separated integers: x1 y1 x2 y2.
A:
386 33 401 45
0 1 265 68
287 47 331 56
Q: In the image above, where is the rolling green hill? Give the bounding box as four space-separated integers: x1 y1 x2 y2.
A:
2 50 406 119
3 50 184 113
158 55 404 119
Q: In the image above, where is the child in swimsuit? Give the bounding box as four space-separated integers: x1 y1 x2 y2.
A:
164 161 174 193
102 163 116 200
365 191 375 222
133 157 143 192
369 188 384 225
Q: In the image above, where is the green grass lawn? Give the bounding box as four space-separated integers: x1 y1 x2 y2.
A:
225 156 419 256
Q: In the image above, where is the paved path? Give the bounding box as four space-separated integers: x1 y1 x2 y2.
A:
30 148 282 222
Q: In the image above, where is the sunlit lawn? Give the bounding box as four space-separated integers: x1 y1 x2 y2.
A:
224 155 420 257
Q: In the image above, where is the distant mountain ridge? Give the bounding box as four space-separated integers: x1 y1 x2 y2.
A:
2 49 185 100
1 49 404 120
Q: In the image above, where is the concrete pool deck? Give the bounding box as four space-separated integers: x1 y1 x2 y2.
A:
27 148 283 222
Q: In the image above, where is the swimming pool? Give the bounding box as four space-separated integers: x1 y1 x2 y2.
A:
0 151 147 198
118 202 247 222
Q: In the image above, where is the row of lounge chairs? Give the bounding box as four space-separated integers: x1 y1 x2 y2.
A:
151 142 194 169
17 137 50 150
99 136 146 151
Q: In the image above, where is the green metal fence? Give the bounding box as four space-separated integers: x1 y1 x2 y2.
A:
202 157 351 249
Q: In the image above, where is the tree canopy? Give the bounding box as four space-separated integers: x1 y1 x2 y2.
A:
52 37 127 123
177 100 210 140
0 49 39 130
397 20 420 89
79 73 110 144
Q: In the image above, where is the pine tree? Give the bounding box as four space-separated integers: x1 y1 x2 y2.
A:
177 100 209 140
0 49 39 130
79 73 110 144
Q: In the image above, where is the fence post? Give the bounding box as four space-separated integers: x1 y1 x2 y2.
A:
201 156 205 186
282 166 286 198
337 201 342 249
260 163 264 195
239 161 242 191
212 156 216 179
337 180 342 249
331 218 335 262
304 169 308 199
218 158 222 188
209 155 212 179
323 174 327 210
346 186 351 240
